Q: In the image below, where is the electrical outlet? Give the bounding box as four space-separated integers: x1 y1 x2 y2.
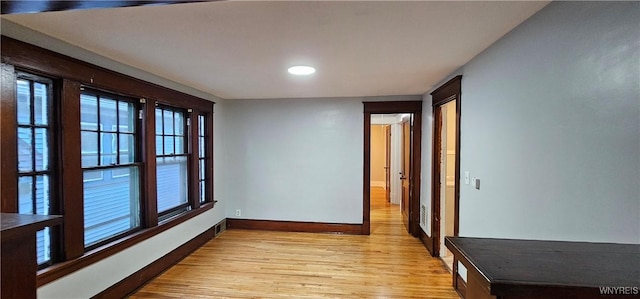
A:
235 209 241 217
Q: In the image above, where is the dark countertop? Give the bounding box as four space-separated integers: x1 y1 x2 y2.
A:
445 237 640 296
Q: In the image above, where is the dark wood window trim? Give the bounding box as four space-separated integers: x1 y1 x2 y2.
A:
0 37 212 112
1 36 216 286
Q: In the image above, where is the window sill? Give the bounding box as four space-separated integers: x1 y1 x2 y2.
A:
36 202 214 287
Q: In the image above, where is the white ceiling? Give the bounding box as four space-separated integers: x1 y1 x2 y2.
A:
3 1 549 100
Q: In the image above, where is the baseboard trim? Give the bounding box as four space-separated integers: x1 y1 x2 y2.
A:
370 181 386 188
92 222 220 298
226 218 363 235
418 226 435 256
455 272 467 299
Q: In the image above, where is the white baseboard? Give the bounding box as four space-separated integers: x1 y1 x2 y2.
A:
371 181 386 188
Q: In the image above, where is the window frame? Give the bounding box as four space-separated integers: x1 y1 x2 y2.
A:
14 71 59 268
0 36 215 286
79 87 144 250
154 104 191 221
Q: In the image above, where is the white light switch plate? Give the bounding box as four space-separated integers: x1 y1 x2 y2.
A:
472 177 480 190
464 171 470 185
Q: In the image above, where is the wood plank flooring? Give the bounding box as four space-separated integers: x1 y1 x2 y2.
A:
129 187 460 298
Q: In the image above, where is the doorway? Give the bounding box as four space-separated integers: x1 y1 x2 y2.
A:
369 114 408 233
426 76 462 281
438 100 457 270
363 102 422 236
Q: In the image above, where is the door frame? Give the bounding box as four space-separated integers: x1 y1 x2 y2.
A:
362 101 422 236
384 125 391 202
427 76 462 255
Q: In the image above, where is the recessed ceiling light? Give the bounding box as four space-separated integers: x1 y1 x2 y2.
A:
288 66 316 75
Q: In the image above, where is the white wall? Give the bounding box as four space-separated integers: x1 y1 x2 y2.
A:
458 1 639 244
224 98 363 223
421 1 640 244
224 96 420 224
423 1 640 281
420 96 433 234
1 20 228 298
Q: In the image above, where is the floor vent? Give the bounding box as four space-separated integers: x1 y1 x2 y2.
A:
421 205 426 226
214 219 226 237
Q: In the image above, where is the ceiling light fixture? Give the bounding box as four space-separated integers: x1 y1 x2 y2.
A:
288 66 316 75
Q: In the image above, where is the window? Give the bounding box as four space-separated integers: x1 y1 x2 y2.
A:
198 114 207 203
16 73 54 266
2 38 215 282
80 89 141 248
155 106 189 220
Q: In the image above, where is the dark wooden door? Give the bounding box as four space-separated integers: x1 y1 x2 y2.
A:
401 120 411 231
384 125 391 202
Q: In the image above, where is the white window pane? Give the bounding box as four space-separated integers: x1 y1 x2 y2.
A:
102 133 116 166
80 94 98 130
199 159 205 181
17 79 31 125
34 175 50 215
155 135 163 155
164 136 174 155
156 156 188 213
36 228 51 265
81 131 99 167
18 127 33 172
34 128 49 171
34 82 48 125
118 101 135 133
84 167 140 247
100 97 117 132
175 112 184 135
199 136 205 157
18 176 33 214
175 136 184 154
155 108 163 134
200 181 205 203
163 110 174 135
198 115 205 136
119 134 135 163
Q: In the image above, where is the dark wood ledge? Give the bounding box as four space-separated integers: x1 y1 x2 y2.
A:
1 213 62 241
445 237 640 299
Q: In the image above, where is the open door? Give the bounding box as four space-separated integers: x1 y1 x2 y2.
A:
401 119 411 231
384 125 391 202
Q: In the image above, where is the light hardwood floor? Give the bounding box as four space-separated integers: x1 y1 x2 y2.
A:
130 187 460 298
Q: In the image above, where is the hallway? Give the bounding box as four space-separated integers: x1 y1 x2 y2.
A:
130 187 459 298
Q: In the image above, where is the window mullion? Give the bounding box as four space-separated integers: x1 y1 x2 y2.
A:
190 110 200 209
29 82 38 214
115 99 120 165
144 100 159 227
60 79 85 260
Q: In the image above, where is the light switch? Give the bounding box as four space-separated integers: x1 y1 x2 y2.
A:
464 171 470 185
472 177 480 190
